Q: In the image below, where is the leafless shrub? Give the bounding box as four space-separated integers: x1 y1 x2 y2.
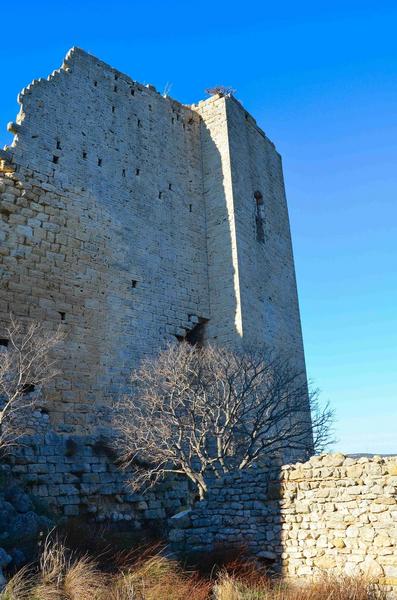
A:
205 86 236 97
114 343 334 499
0 317 64 453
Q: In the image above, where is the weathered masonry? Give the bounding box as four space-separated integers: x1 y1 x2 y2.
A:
169 455 397 599
0 48 309 518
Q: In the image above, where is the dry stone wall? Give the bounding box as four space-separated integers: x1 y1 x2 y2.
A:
169 454 397 598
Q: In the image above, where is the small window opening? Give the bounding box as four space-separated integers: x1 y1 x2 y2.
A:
158 191 162 199
98 158 102 167
131 280 138 288
135 168 140 176
112 106 115 113
131 88 135 96
189 204 192 212
114 85 118 92
82 151 87 159
59 311 66 321
183 123 186 130
172 117 175 124
114 74 118 80
176 114 180 121
137 119 141 127
122 168 126 177
168 183 172 190
0 339 9 348
52 155 59 164
94 80 98 87
149 104 152 111
56 139 61 150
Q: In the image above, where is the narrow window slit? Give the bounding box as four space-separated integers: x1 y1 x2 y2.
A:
114 85 118 92
98 158 102 167
59 311 66 321
94 81 98 87
158 191 162 199
168 183 172 190
135 168 140 176
56 139 61 150
112 106 115 113
189 204 192 212
82 151 87 159
131 88 135 96
122 169 126 177
131 280 138 288
52 155 59 164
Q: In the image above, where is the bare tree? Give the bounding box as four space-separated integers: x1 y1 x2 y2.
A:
114 343 334 499
0 317 64 453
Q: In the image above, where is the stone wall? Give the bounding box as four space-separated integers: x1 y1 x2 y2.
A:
8 408 191 523
169 454 397 597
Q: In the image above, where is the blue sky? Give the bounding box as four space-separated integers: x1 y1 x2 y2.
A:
1 1 396 453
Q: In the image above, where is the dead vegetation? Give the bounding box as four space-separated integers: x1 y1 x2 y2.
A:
0 538 386 600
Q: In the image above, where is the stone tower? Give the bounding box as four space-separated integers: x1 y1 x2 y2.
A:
0 48 309 519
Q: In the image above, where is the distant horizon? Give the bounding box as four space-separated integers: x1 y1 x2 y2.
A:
1 0 396 455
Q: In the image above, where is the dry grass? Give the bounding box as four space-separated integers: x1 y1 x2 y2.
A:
0 539 387 600
213 571 386 600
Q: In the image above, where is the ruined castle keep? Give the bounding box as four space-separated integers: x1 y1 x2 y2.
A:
0 48 308 519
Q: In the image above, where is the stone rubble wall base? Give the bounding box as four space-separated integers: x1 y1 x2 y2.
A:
168 454 397 599
7 410 191 525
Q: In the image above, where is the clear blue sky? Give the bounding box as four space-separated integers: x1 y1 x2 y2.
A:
1 1 396 454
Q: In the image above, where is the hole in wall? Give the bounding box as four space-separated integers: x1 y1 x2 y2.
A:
137 119 141 127
114 85 118 92
158 191 162 199
131 280 138 288
172 117 174 124
175 318 208 347
0 339 9 348
149 104 152 111
168 183 172 190
112 106 115 113
114 74 118 80
59 311 66 321
94 81 97 87
56 139 61 150
21 383 35 395
82 151 87 159
189 204 192 212
135 168 140 176
52 155 59 164
122 169 126 177
98 158 102 167
131 88 135 96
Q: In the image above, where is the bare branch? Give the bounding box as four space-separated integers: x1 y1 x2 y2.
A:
0 316 65 453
